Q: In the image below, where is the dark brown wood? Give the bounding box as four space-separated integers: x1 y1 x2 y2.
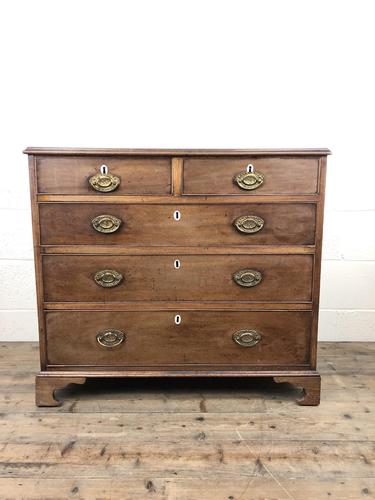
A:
171 157 183 195
39 203 316 247
25 148 329 406
35 374 86 406
274 374 321 405
37 194 320 203
36 156 171 195
39 202 316 246
183 157 320 195
44 302 312 311
28 155 47 370
45 310 312 368
310 157 327 369
42 254 314 303
41 245 316 255
24 147 332 156
41 368 320 377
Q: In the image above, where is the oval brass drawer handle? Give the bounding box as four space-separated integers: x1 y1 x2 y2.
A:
94 269 123 288
234 170 264 190
96 329 126 348
92 214 122 234
233 329 262 347
233 269 262 287
233 215 264 234
89 168 120 192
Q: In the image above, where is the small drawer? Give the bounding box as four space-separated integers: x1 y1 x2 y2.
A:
39 202 316 246
183 157 319 195
46 310 312 368
42 254 313 303
36 156 171 195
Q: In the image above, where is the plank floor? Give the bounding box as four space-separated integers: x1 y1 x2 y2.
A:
0 342 374 499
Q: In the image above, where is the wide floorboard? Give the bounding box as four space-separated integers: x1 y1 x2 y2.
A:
0 342 374 499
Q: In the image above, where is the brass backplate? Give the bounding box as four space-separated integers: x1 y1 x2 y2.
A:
233 269 262 287
233 329 262 347
234 171 264 190
94 269 123 288
96 329 126 348
89 172 120 192
91 214 122 234
233 215 264 234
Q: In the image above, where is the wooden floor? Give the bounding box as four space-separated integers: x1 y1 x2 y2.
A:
0 343 374 499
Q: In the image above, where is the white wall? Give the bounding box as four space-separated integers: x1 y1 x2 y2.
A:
0 0 374 341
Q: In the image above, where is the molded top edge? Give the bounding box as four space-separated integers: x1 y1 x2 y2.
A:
23 147 331 156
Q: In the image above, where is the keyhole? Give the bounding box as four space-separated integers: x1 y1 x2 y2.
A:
100 164 108 174
174 259 181 269
246 164 254 173
173 210 181 221
175 314 182 325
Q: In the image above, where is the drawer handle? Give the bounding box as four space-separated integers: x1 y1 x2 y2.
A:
96 329 126 348
91 214 122 234
233 269 262 287
233 330 262 347
89 165 120 192
233 215 264 234
94 269 123 288
234 169 264 191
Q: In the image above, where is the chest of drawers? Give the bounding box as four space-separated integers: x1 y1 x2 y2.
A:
25 148 330 406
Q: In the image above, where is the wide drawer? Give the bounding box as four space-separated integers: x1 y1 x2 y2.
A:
183 157 319 195
39 203 316 246
45 310 311 367
36 156 171 195
42 254 313 303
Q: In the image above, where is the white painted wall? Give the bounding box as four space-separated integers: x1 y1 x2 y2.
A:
0 0 374 341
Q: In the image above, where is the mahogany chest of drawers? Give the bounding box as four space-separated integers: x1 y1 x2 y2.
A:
25 148 330 406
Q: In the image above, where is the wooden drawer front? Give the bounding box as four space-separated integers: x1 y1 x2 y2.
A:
39 202 316 246
43 254 313 303
36 156 171 195
183 157 319 195
46 310 311 367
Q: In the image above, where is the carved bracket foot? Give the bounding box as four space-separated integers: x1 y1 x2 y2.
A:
274 375 321 406
35 375 86 407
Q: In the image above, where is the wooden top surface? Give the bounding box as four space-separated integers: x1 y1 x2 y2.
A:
23 147 331 156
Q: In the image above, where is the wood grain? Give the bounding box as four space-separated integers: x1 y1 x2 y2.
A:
0 477 372 500
36 156 171 195
310 157 327 369
43 301 313 311
44 310 312 368
0 341 373 500
41 245 316 255
37 193 321 203
35 375 86 406
24 147 332 156
26 148 329 411
274 374 321 405
42 254 314 303
171 157 183 195
183 157 320 195
28 155 47 370
39 202 317 246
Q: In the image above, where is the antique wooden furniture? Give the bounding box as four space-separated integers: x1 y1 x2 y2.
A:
25 148 330 406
